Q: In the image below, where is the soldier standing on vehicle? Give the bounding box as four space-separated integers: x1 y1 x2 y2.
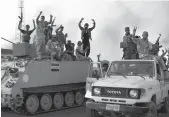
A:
78 18 96 57
18 19 36 43
34 11 53 59
132 27 153 59
55 25 68 55
122 27 139 59
44 17 56 44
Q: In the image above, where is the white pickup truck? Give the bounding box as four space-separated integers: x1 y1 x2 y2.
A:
85 59 169 117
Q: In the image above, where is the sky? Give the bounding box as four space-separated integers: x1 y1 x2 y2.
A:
0 0 169 61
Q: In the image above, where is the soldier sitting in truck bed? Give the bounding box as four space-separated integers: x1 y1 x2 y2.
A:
142 39 168 71
132 26 153 59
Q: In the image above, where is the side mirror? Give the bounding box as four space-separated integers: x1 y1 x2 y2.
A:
157 74 162 81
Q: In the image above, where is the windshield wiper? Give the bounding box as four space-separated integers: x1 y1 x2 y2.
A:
135 74 153 80
138 75 146 80
107 72 127 79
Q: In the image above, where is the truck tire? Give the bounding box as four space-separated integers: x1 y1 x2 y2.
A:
25 95 39 114
140 101 157 117
162 96 169 113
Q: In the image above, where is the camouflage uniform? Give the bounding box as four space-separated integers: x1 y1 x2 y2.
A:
123 29 139 59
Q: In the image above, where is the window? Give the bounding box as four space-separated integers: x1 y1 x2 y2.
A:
107 61 154 77
156 64 161 76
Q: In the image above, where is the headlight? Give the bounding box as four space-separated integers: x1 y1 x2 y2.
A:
129 90 138 98
93 88 101 95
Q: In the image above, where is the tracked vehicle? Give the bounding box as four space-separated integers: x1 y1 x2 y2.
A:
1 38 90 115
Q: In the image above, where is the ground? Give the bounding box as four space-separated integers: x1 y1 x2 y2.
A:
1 106 169 117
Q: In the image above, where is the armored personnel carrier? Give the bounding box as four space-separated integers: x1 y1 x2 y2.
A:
1 38 90 115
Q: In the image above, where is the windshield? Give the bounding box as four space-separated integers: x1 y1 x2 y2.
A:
107 61 155 77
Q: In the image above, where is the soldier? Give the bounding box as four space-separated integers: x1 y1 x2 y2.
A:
18 19 36 43
55 25 68 55
44 17 56 44
97 54 109 76
75 41 91 61
34 11 53 59
78 18 96 57
122 27 138 59
46 38 61 61
132 27 153 59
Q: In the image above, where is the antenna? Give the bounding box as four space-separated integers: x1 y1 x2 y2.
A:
15 0 25 42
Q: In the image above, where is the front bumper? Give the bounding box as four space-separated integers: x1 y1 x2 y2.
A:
86 101 149 114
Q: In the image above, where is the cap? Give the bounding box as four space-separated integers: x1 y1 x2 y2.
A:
60 25 64 28
125 27 130 31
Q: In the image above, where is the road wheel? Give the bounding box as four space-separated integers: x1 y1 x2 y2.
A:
25 95 39 114
75 90 84 105
163 95 169 113
65 92 74 107
40 94 52 111
140 101 157 117
53 93 64 109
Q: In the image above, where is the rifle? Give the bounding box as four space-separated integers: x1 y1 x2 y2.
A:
51 17 56 27
1 37 16 44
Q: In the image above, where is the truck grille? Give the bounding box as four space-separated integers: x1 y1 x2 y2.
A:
100 87 128 98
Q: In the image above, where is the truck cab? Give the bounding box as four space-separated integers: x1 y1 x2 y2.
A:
85 59 169 117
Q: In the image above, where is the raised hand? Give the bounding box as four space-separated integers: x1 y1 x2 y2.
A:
81 18 84 21
40 11 43 14
133 26 137 35
33 19 35 24
65 33 68 37
50 15 53 17
91 19 95 22
97 54 101 58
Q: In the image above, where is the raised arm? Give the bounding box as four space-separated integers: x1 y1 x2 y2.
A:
30 20 36 34
97 54 101 62
155 34 161 45
160 49 168 60
64 33 68 44
51 17 56 27
36 11 42 24
47 15 53 24
18 20 22 30
78 18 84 30
132 26 140 45
55 25 62 34
89 19 96 31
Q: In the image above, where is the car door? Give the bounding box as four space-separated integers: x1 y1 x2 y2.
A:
86 62 103 91
159 65 165 101
156 63 164 104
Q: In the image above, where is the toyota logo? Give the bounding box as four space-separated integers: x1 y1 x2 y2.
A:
106 90 122 95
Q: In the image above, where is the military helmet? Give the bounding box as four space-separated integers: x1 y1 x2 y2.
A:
101 60 109 66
